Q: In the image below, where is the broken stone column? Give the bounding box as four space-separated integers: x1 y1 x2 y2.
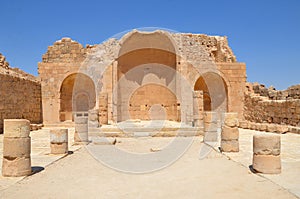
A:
74 117 89 144
88 109 99 128
203 112 218 142
99 93 108 125
50 129 68 154
252 133 281 174
2 119 32 177
221 112 239 152
193 91 204 127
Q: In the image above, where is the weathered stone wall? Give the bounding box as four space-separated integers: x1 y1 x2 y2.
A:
173 33 246 119
244 83 300 127
0 53 42 133
39 30 246 125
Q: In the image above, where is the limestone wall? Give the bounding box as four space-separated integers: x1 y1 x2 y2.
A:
39 30 246 125
244 83 300 127
0 53 42 133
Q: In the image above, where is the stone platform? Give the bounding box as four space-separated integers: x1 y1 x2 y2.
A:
90 120 204 138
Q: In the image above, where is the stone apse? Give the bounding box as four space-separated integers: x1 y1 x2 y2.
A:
38 30 246 126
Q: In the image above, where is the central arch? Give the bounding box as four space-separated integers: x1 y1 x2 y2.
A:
59 73 96 122
116 30 178 122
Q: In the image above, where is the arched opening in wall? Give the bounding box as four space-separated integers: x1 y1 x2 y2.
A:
59 73 96 122
74 93 89 112
129 84 178 121
194 73 228 112
116 31 177 122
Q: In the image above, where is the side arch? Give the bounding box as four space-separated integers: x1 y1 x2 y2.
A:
194 72 228 112
59 73 96 121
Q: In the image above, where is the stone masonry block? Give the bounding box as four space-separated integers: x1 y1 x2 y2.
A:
204 131 218 142
50 142 68 154
252 154 281 174
2 157 32 177
50 129 68 144
221 140 239 152
204 122 218 132
74 131 88 143
3 137 31 158
224 112 239 128
253 133 280 156
74 117 88 124
75 124 88 133
203 112 218 124
221 126 239 141
239 120 248 129
4 119 30 138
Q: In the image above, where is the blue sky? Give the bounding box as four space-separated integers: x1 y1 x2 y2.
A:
0 0 299 90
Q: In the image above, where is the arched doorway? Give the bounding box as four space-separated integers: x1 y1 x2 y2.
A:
59 73 96 122
194 72 228 112
116 31 178 122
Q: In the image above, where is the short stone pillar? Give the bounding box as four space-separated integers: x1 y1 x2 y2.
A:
74 117 89 144
221 113 239 152
50 129 68 154
99 93 108 125
88 109 99 128
252 133 281 174
203 112 218 142
2 119 32 177
193 91 204 127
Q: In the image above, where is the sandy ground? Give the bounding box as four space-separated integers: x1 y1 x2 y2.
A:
0 137 297 199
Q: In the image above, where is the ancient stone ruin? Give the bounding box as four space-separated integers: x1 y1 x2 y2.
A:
0 53 42 133
0 29 299 133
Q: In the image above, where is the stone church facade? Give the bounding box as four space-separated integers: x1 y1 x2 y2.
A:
38 30 246 126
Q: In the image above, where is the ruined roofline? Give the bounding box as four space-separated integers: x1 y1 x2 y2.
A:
41 29 238 64
0 53 40 83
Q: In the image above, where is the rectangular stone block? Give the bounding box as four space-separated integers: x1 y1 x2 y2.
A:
3 137 31 158
50 142 68 154
203 112 218 124
267 124 276 133
75 124 88 133
221 140 239 152
204 122 218 132
252 154 281 174
2 157 32 177
239 120 248 129
50 129 68 144
253 133 280 156
4 119 30 138
221 126 239 141
204 131 218 142
74 131 88 143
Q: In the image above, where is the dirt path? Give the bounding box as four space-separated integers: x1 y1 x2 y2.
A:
0 137 296 199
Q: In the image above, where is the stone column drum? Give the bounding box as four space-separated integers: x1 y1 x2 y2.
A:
252 133 281 174
203 112 218 142
99 93 108 125
221 112 239 152
74 117 89 144
193 91 204 127
2 119 32 177
50 129 68 154
88 109 99 128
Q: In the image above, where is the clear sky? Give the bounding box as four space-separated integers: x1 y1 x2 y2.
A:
0 0 299 90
